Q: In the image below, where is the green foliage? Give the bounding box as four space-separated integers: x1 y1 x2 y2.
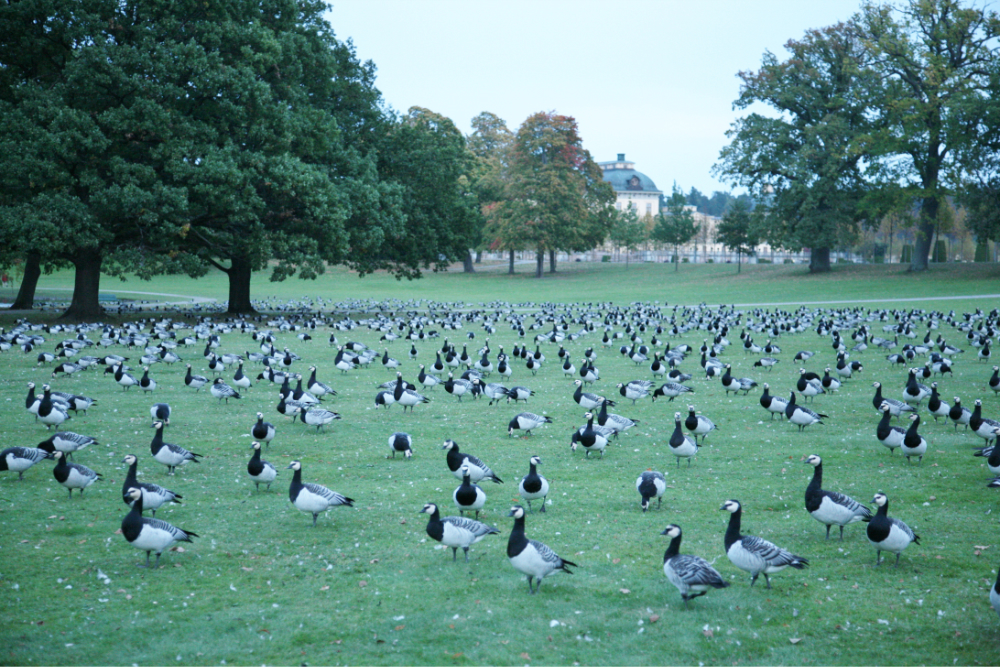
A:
900 244 914 263
608 207 648 259
716 199 760 259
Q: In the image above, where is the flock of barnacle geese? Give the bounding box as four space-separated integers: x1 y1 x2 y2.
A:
1 300 999 610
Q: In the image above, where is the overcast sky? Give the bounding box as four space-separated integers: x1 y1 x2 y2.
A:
324 0 993 196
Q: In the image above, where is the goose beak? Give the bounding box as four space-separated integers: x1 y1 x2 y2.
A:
660 528 670 535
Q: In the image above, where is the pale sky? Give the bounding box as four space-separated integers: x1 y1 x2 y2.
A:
325 0 995 197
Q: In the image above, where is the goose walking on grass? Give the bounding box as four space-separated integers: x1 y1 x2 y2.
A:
876 402 907 455
636 470 667 512
286 460 354 527
210 377 241 403
420 502 499 563
251 412 276 447
247 442 277 491
969 399 1000 442
121 488 197 568
573 380 612 410
393 372 430 412
872 382 915 419
0 447 52 480
122 454 182 515
36 432 97 460
669 412 699 467
506 505 576 594
52 451 101 498
661 524 730 609
150 421 202 475
901 414 928 463
296 406 341 433
442 439 503 484
184 364 208 392
720 499 808 589
518 456 549 513
785 392 827 432
684 406 716 443
453 465 487 519
508 412 553 437
596 399 639 438
802 455 871 540
759 384 788 420
867 492 919 567
388 432 413 459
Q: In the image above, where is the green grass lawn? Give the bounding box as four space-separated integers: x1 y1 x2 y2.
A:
0 264 998 666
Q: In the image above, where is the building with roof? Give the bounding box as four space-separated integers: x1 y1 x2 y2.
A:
598 154 663 218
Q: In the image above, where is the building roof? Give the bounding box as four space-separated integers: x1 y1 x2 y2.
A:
598 153 662 194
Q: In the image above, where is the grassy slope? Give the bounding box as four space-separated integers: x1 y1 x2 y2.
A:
0 265 998 666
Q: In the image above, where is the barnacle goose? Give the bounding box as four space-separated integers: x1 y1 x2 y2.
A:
720 499 808 589
393 373 430 412
247 442 277 491
0 447 52 480
872 382 915 418
684 406 716 443
721 365 757 395
793 350 815 362
505 386 534 403
668 412 699 467
989 366 999 394
442 440 503 483
113 364 138 390
296 406 341 432
753 357 780 372
901 414 928 463
453 465 487 519
876 402 907 454
51 451 101 498
866 492 919 566
382 349 401 370
121 454 182 515
420 502 499 562
37 432 97 460
820 368 841 393
785 392 826 431
991 575 1000 614
596 399 639 438
802 455 871 539
902 369 931 405
618 380 652 404
579 360 600 384
121 487 197 569
150 403 171 425
506 505 576 594
286 460 354 527
660 524 729 608
417 365 441 391
252 412 276 447
210 377 241 403
969 399 1000 442
374 390 395 409
482 382 510 406
652 381 694 402
388 432 413 459
183 364 208 391
796 369 825 401
570 412 608 458
230 362 252 392
759 384 788 420
573 380 611 410
925 383 950 423
636 470 667 512
150 421 202 474
36 385 70 430
518 456 549 512
443 372 473 401
508 412 553 436
949 397 972 430
138 367 157 393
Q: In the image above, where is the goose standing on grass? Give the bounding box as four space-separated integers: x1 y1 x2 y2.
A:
759 384 788 420
660 524 730 609
926 383 950 423
0 447 52 480
51 451 101 498
232 362 252 392
753 357 780 372
573 380 612 410
720 499 808 589
508 412 553 437
636 470 667 512
988 366 999 394
210 377 241 403
150 403 171 425
652 381 694 402
417 365 441 391
453 465 487 519
36 386 69 430
969 399 1000 442
785 392 827 431
296 406 340 433
482 382 510 406
684 406 716 444
251 412 276 447
304 366 334 400
518 456 549 513
420 502 499 563
872 382 915 419
949 397 972 430
618 380 651 404
821 368 841 393
121 454 182 515
796 369 825 402
506 505 576 594
901 414 928 463
139 367 157 393
113 364 139 390
669 412 699 467
388 432 413 459
36 432 97 460
505 386 534 403
120 488 196 568
443 372 473 401
442 439 503 484
184 364 208 392
597 399 639 438
876 402 907 454
247 442 277 491
802 455 872 539
150 421 202 474
902 368 931 405
866 492 919 566
286 460 354 527
570 412 609 459
393 372 430 412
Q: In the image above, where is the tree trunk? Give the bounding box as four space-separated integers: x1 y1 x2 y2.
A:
226 256 257 314
809 246 831 273
10 251 41 310
548 249 556 274
508 249 515 275
462 251 475 273
737 249 741 274
674 244 679 272
475 250 482 264
910 198 937 271
535 249 544 278
60 251 104 321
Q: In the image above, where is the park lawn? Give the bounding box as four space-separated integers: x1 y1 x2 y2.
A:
0 266 997 666
4 261 998 315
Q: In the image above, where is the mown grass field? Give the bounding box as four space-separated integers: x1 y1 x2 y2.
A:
0 263 998 666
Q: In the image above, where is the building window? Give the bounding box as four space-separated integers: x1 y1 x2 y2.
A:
646 203 652 214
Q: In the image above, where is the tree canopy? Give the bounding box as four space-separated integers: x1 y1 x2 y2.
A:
653 186 699 271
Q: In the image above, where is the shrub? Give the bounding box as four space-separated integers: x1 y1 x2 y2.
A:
601 255 611 263
757 258 772 264
783 258 794 264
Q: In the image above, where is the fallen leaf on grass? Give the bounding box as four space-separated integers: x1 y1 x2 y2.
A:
619 588 630 594
789 637 803 644
359 580 368 588
649 614 660 624
320 585 329 591
520 653 530 660
703 628 714 638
